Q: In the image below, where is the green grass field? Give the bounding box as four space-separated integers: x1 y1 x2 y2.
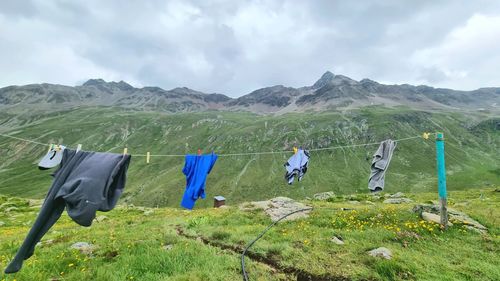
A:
0 188 498 280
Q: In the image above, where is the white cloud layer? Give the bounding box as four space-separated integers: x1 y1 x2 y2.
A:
1 0 499 96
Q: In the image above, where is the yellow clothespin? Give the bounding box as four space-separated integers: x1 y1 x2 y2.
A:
54 145 61 152
293 146 298 154
123 147 128 155
422 132 430 140
146 152 150 164
76 144 82 152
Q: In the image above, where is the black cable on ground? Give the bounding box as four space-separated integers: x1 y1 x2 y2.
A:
240 206 356 281
241 208 312 281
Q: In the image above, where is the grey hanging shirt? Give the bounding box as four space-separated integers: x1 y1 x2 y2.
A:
5 149 131 274
284 149 310 184
368 140 396 192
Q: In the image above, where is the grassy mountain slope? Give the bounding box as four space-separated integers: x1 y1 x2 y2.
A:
0 107 498 208
0 188 498 280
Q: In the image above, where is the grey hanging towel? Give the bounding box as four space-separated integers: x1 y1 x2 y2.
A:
368 139 397 192
5 149 131 274
284 149 310 184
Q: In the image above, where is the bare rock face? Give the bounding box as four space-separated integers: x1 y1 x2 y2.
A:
240 197 311 221
368 247 392 259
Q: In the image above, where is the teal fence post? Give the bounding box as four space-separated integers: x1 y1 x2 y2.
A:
435 132 448 228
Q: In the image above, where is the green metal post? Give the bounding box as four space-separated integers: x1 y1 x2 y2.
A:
436 132 448 228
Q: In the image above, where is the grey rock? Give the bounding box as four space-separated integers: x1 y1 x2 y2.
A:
331 236 345 245
313 192 335 201
390 192 405 198
70 242 96 255
422 212 453 226
414 204 487 232
162 244 174 251
240 197 311 222
368 247 392 259
383 198 413 204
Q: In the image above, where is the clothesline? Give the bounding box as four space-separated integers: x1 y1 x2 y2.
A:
0 132 424 157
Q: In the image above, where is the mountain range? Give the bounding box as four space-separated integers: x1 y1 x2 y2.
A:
1 71 499 114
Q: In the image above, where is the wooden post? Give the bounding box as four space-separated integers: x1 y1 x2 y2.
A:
435 132 448 228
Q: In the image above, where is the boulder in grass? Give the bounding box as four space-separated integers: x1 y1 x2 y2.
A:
70 242 96 256
331 236 345 245
421 212 453 227
313 192 336 201
240 197 311 222
390 192 405 198
368 247 392 259
383 198 413 204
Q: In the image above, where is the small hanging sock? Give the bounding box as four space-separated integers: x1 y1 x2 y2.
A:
38 145 66 170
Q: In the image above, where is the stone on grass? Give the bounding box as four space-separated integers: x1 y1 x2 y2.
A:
240 197 311 222
390 192 405 198
313 192 335 201
70 242 96 256
383 198 413 204
331 236 344 245
414 204 487 233
421 212 453 227
368 247 392 259
162 244 173 251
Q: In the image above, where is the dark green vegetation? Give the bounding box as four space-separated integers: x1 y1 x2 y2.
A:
0 107 498 208
0 189 498 280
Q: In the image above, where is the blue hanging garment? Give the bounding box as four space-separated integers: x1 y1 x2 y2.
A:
181 153 218 209
284 149 310 184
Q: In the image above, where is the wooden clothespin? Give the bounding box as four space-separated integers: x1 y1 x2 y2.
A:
123 147 128 155
76 144 82 152
197 149 202 155
146 152 150 164
422 132 431 140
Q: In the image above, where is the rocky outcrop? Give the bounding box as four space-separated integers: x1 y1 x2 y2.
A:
240 197 311 221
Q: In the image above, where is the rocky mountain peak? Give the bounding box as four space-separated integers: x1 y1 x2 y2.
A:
312 71 335 89
82 78 106 87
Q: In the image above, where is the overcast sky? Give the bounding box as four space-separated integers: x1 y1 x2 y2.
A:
1 0 499 97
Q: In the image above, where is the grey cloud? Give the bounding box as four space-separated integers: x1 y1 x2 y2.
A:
1 0 500 96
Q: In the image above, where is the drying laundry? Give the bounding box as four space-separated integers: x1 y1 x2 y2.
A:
5 149 131 274
284 149 310 184
38 145 66 170
368 139 397 192
181 153 218 209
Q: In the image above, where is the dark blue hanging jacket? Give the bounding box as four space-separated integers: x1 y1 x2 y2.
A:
181 154 218 209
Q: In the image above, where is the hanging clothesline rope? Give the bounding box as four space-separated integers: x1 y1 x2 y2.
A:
0 132 423 157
